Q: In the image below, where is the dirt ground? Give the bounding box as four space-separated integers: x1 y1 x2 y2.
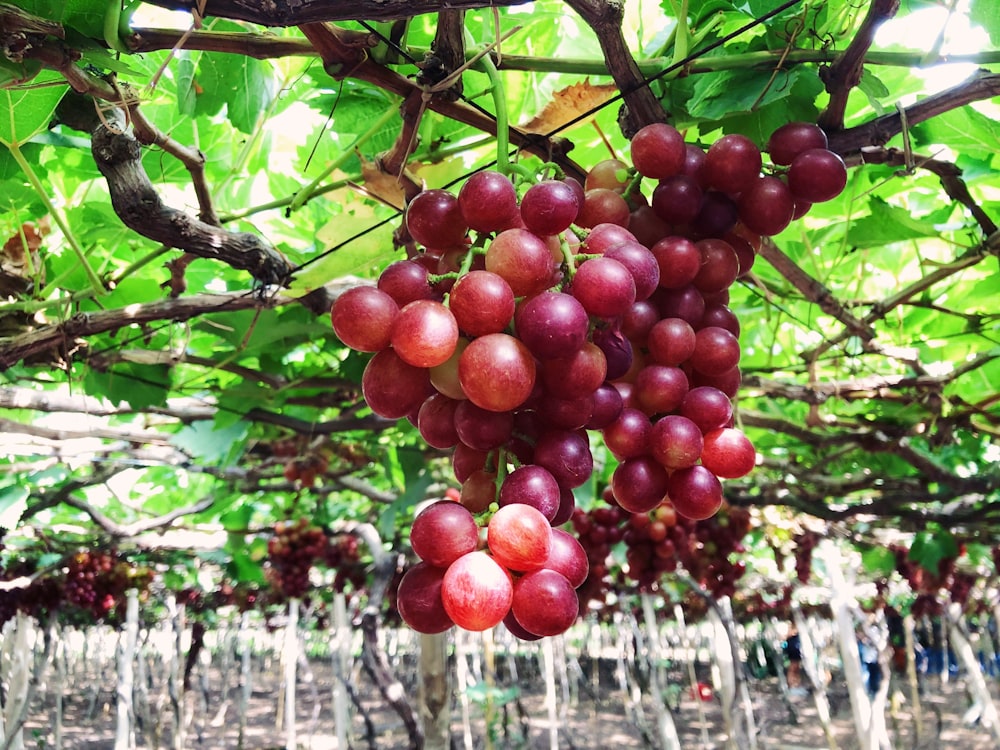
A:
16 627 1000 749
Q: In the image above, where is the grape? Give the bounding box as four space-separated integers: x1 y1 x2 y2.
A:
630 123 686 179
441 551 513 631
651 175 704 225
587 384 624 430
656 285 706 327
452 443 489 483
544 529 590 588
417 393 461 449
458 171 520 232
458 333 536 412
577 188 631 228
647 317 696 366
485 228 558 297
551 485 577 526
503 610 543 641
649 414 704 470
378 259 436 306
487 504 553 572
767 122 828 166
605 242 660 300
702 134 762 194
454 400 514 450
681 386 734 433
651 236 701 289
460 468 497 513
511 569 578 636
701 427 756 478
362 349 434 419
787 148 848 203
592 325 634 379
691 191 738 237
406 189 468 247
448 270 516 337
391 300 459 368
699 304 740 336
410 501 479 568
330 286 398 352
634 364 688 416
738 176 795 236
533 429 593 488
668 465 724 520
397 563 454 634
602 407 652 460
693 239 740 294
428 338 469 400
498 464 562 521
516 291 590 359
537 394 595 430
690 326 741 376
520 180 581 236
571 257 636 318
611 456 669 513
540 342 607 399
583 223 639 254
585 158 631 192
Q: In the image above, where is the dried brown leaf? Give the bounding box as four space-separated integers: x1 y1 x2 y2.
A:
520 79 618 135
357 155 408 211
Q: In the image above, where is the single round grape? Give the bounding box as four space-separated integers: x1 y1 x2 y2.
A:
702 134 762 195
649 414 704 470
429 338 469 400
787 148 848 203
577 188 631 229
503 610 543 641
406 189 468 247
699 304 740 336
410 500 479 568
701 427 756 478
520 180 581 236
417 393 461 449
647 317 696 366
511 569 579 637
602 407 652 460
533 429 594 488
651 175 704 225
448 270 515 337
690 326 740 376
540 342 607 399
583 223 639 254
458 333 536 412
691 191 738 237
586 384 624 430
667 465 723 520
441 551 513 631
592 326 634 380
378 259 436 307
634 364 689 416
397 563 454 634
611 456 670 514
485 228 557 297
487 503 552 573
537 393 595 431
551 485 577 526
498 464 562 521
620 301 658 348
767 122 828 166
693 238 740 294
656 285 706 327
544 529 589 588
391 299 459 368
630 123 686 179
362 349 434 419
452 442 488 483
724 230 758 278
460 468 497 513
738 176 795 236
628 205 670 248
605 242 660 301
330 286 398 352
651 236 701 289
571 256 636 318
454 400 514 450
516 291 590 359
681 386 734 433
585 158 630 192
458 171 519 232
691 366 742 398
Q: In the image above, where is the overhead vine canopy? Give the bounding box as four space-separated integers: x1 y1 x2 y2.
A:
0 0 998 567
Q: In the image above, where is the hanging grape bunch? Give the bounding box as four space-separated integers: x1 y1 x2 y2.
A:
331 120 846 638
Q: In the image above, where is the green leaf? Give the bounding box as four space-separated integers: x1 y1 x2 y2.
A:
911 106 1000 161
170 420 249 465
16 0 106 40
845 197 947 247
861 546 896 577
287 223 398 295
0 484 29 529
970 0 1000 45
0 79 69 147
193 51 276 134
909 529 959 575
83 361 172 410
379 469 431 540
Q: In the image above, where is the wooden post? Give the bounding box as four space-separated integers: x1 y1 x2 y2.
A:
330 593 352 750
640 594 682 750
418 631 451 750
946 604 1000 744
283 598 300 750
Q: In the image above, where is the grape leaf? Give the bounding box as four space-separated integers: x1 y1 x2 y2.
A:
861 546 896 577
846 197 949 247
170 420 249 465
909 529 959 575
911 106 1000 161
0 78 69 147
970 0 1000 44
520 80 618 135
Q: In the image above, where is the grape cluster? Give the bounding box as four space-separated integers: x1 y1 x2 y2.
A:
332 120 845 635
266 519 327 599
63 550 141 622
322 534 366 595
272 439 331 487
793 530 821 583
397 500 589 638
